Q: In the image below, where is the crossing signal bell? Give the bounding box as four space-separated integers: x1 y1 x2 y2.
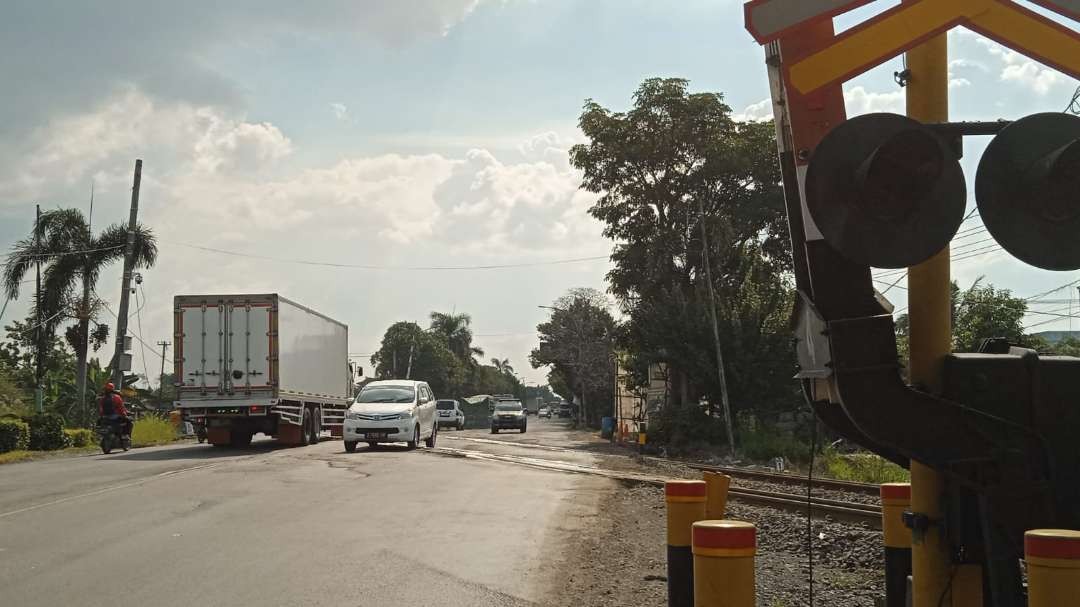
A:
805 113 966 269
976 112 1080 271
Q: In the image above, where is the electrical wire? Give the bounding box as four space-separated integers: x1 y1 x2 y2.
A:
7 244 123 259
94 291 173 364
161 239 609 271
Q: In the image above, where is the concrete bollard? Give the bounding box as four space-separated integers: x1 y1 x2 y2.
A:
880 483 912 607
703 472 731 521
1026 529 1080 607
666 480 707 607
692 520 756 607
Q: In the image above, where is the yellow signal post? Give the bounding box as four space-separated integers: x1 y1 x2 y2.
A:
692 520 756 607
703 472 731 520
666 480 708 607
905 21 982 607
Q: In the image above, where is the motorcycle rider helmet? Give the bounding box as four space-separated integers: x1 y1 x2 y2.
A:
104 382 115 392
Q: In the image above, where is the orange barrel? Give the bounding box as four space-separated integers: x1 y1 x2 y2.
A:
880 483 912 607
1026 529 1080 607
666 480 707 607
692 520 756 607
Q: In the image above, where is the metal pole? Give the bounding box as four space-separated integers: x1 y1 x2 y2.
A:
157 340 170 405
697 197 737 457
34 204 43 414
906 28 982 607
78 184 94 425
110 159 142 389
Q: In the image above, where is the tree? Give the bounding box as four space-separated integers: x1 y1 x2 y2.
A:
490 358 514 376
530 288 617 427
371 321 464 397
569 78 791 437
3 208 156 420
429 311 483 361
953 278 1027 352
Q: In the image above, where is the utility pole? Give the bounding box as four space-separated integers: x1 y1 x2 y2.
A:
109 159 142 389
405 343 414 379
34 204 43 414
697 197 737 457
78 184 94 425
157 340 171 405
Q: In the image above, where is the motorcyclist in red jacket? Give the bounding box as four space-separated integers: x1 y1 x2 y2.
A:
98 383 132 437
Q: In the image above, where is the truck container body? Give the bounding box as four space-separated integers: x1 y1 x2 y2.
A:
174 293 350 447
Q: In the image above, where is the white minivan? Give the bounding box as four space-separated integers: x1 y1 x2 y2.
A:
343 380 438 453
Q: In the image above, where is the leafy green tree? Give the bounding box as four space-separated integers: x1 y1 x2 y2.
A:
3 208 156 419
429 311 483 362
952 278 1027 352
371 321 464 397
530 288 617 427
569 77 791 431
490 358 514 376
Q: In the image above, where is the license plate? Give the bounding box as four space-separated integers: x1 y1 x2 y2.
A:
365 432 388 440
439 412 450 416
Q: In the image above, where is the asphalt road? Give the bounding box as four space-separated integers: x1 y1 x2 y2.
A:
0 418 609 607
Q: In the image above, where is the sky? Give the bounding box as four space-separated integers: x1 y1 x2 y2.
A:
1 0 1078 389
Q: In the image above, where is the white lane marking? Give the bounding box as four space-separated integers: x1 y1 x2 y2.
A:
0 462 221 519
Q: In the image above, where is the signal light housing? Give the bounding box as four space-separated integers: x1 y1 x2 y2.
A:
805 113 967 269
976 112 1080 271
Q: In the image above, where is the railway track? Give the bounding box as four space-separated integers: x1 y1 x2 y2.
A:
688 463 881 496
433 445 883 529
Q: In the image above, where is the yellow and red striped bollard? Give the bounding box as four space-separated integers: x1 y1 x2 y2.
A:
1026 529 1080 606
666 480 707 607
692 520 756 607
880 483 912 607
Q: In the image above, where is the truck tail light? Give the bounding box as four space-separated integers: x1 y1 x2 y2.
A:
250 405 264 414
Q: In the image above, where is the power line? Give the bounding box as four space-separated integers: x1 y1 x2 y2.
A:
161 239 609 271
94 290 173 365
6 245 124 259
134 287 151 386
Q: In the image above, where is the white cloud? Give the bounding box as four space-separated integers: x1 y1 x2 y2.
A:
976 38 1069 95
732 98 773 122
949 78 972 89
843 86 905 115
330 103 349 121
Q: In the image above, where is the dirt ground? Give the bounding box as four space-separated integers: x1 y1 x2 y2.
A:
550 482 885 607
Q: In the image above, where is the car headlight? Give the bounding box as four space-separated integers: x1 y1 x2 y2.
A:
397 409 415 420
346 411 361 420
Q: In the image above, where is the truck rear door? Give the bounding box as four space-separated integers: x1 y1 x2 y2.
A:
177 298 272 397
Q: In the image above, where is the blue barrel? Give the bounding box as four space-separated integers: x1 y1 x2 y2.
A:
601 416 615 438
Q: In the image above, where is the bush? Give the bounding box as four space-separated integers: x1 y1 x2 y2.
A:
28 413 68 450
131 416 177 447
820 447 910 484
64 428 94 448
0 418 30 453
648 404 728 455
739 427 812 464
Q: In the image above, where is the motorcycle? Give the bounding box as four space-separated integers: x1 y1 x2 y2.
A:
96 417 132 454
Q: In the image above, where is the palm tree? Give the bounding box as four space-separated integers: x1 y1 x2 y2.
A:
3 208 157 421
429 311 483 361
491 357 514 375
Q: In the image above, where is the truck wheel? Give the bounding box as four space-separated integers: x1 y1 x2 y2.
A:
520 425 526 434
425 424 437 448
344 441 357 453
299 410 312 446
308 409 321 444
407 425 419 450
491 426 497 434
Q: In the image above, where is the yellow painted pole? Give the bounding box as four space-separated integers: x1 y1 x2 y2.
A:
905 22 981 607
692 520 756 607
1026 529 1080 606
881 483 912 607
667 480 707 607
703 472 731 520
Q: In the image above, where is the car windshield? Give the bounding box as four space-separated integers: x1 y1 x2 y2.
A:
356 385 415 404
436 400 455 410
495 403 522 411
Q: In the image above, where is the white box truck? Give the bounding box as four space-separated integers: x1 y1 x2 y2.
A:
174 294 351 447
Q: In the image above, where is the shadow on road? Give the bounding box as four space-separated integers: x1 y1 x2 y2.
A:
102 439 291 462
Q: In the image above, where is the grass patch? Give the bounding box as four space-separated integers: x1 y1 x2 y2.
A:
820 448 910 484
131 416 178 447
0 446 99 465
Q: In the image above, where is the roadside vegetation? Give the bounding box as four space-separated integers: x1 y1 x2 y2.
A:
130 416 176 447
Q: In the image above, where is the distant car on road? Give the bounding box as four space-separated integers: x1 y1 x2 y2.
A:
436 399 465 430
557 404 573 418
491 401 527 434
343 380 438 452
538 406 551 418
